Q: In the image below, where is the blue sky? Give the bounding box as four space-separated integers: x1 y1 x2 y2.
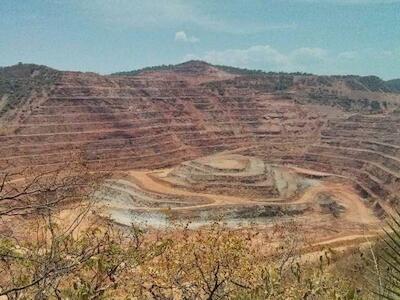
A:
1 0 399 79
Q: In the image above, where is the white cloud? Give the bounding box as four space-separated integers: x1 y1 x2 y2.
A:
175 31 199 43
338 51 358 60
291 47 328 64
339 49 396 60
185 45 399 76
184 45 329 72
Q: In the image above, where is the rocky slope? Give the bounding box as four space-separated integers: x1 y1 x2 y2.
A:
0 60 399 207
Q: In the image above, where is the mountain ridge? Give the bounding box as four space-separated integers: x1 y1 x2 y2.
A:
1 60 398 88
0 60 400 124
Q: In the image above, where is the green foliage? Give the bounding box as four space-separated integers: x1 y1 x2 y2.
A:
386 79 400 93
112 64 177 76
215 64 312 77
111 60 313 77
358 76 390 92
0 63 59 117
341 75 400 93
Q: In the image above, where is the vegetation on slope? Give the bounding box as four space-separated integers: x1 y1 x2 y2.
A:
299 93 386 112
0 163 395 299
376 211 400 299
339 75 392 93
112 60 400 93
0 63 59 118
112 64 177 76
213 64 312 77
202 75 295 95
0 215 378 299
111 60 312 77
386 79 400 93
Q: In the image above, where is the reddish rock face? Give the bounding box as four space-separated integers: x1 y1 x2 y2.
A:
0 61 399 204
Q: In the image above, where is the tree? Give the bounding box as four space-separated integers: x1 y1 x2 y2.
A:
376 210 400 299
0 161 168 299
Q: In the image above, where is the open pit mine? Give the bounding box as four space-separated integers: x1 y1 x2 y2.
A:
1 60 400 247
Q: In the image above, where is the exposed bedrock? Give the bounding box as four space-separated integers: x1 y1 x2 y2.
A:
160 154 317 200
0 62 399 210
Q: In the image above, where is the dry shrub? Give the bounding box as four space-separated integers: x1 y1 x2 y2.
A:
0 214 378 300
136 222 262 299
133 219 378 300
0 161 380 300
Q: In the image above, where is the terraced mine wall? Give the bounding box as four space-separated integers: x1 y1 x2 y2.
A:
0 71 322 173
0 63 399 207
240 113 400 205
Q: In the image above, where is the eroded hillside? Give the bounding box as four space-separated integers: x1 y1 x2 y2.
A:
0 61 399 238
